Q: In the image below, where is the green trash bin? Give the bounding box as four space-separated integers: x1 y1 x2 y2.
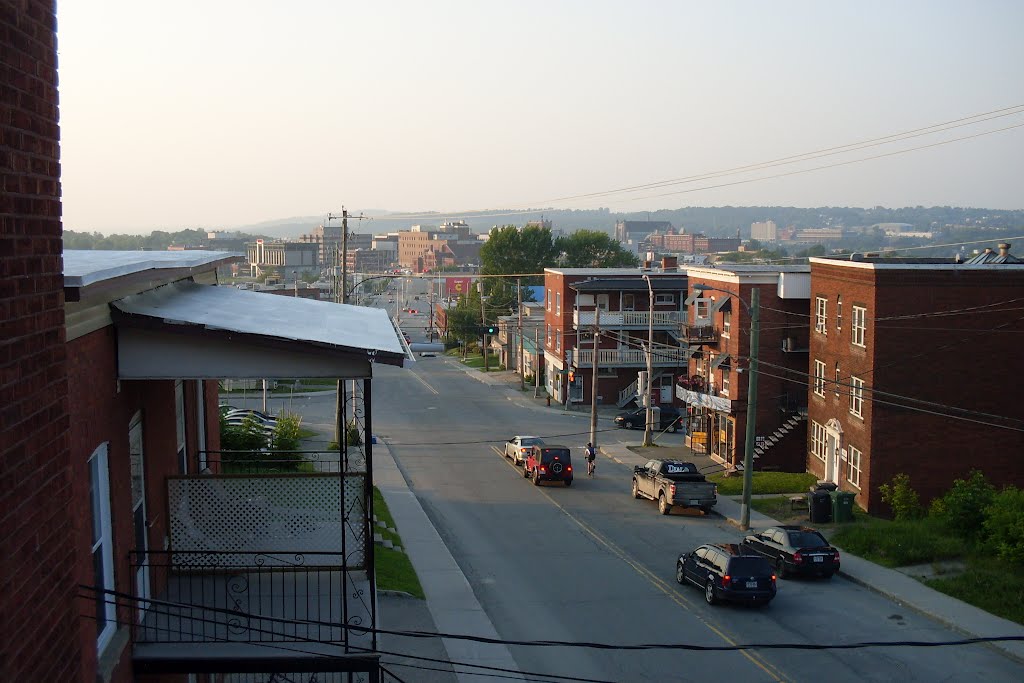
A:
830 490 855 523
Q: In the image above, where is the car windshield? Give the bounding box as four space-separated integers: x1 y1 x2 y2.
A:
788 531 829 548
728 557 772 575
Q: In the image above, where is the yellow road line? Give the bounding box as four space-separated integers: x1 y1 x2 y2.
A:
489 445 787 681
410 369 439 395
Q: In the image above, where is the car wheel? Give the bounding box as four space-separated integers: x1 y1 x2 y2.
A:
532 470 541 486
700 506 712 515
564 479 572 487
705 581 718 605
676 561 685 584
631 479 641 499
776 557 788 579
658 494 672 515
624 420 635 429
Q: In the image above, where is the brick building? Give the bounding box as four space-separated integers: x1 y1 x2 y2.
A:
245 238 319 278
648 231 741 254
1 4 81 680
679 266 810 471
807 249 1024 513
543 262 690 408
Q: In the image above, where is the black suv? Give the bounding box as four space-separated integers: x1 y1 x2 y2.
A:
614 406 684 432
676 543 777 606
524 445 573 487
740 525 840 579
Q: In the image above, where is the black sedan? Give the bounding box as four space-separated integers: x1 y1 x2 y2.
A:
740 525 840 579
614 406 683 431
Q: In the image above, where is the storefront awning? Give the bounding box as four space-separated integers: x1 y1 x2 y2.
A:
110 281 408 379
711 353 731 370
677 387 732 413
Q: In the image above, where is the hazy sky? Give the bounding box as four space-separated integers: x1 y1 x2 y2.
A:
57 1 1024 233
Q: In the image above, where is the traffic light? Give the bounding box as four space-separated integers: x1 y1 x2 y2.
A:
568 370 576 382
480 324 498 335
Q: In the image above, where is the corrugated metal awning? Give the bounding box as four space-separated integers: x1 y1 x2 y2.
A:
711 354 731 370
711 297 732 314
110 281 408 379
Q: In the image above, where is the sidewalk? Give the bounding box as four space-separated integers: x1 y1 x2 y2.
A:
448 363 1024 663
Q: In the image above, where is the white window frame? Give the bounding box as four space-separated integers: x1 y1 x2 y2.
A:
721 366 730 397
89 443 116 653
655 292 675 305
848 445 862 488
852 305 867 347
813 359 826 397
546 289 552 312
175 380 187 474
815 296 827 334
721 309 732 338
834 362 841 397
850 376 865 417
811 421 827 462
836 294 843 330
555 329 562 353
556 292 561 316
695 298 710 321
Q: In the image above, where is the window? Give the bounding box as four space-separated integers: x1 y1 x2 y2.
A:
848 446 862 488
623 293 635 311
852 305 867 347
556 292 561 316
850 376 864 417
722 309 732 337
695 298 710 320
655 293 675 304
836 295 843 330
555 329 562 353
834 362 841 397
547 289 552 311
721 366 730 397
89 444 116 652
815 296 827 334
813 359 826 397
811 421 827 462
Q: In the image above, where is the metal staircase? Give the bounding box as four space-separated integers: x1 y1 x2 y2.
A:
753 413 807 461
617 378 639 408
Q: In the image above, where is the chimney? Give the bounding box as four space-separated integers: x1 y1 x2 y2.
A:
661 255 678 271
999 243 1011 257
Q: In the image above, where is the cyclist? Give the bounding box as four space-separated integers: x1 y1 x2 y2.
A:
584 442 596 477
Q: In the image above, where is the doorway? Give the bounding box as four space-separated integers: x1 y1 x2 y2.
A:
824 419 843 484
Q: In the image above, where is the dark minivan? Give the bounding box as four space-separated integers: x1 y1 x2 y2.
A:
677 543 777 606
524 445 573 487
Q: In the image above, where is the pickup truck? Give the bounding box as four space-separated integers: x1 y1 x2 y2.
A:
631 459 717 515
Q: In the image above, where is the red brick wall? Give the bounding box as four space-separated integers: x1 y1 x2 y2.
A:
809 260 1024 512
0 2 83 681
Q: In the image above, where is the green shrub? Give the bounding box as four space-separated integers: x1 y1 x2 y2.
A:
930 469 995 539
221 415 268 454
831 516 965 567
346 420 363 447
879 473 923 520
983 487 1024 564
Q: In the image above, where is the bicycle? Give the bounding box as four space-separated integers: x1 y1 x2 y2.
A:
587 458 596 477
584 443 596 477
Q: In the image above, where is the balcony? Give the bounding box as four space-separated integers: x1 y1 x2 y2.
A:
679 324 720 344
130 450 376 670
574 309 684 329
575 346 690 367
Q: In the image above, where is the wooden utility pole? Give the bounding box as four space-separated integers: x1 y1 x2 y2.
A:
478 281 488 372
517 277 524 391
534 327 541 398
589 307 601 449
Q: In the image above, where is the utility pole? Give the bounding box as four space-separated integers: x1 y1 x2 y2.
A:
478 281 488 373
739 287 760 531
517 277 524 391
642 274 655 447
589 307 601 449
534 327 541 398
341 208 349 304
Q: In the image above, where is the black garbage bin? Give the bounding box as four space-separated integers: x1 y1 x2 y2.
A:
808 489 833 523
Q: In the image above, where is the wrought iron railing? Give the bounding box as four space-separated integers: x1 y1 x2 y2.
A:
200 449 348 474
130 550 369 646
680 324 719 343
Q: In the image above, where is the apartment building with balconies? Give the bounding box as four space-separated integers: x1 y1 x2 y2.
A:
680 265 811 472
543 262 690 408
807 248 1024 514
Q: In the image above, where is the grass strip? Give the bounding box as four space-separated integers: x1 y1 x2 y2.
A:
709 471 818 495
372 486 425 598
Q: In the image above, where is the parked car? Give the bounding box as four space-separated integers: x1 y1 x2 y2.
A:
419 351 437 358
632 459 717 515
614 406 684 432
676 543 777 606
740 525 840 579
504 436 545 465
524 445 573 486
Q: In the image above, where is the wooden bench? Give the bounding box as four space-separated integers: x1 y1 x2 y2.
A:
790 495 808 512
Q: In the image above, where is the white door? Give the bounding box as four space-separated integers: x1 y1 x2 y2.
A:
825 431 840 484
129 413 151 621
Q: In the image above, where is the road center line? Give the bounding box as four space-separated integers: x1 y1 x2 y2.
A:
410 369 440 395
490 445 787 682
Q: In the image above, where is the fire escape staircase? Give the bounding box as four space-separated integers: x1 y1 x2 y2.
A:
752 413 807 461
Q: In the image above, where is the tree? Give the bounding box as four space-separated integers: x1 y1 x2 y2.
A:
556 230 640 268
480 225 560 291
446 306 482 348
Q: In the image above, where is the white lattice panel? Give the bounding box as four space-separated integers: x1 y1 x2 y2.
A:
168 474 366 567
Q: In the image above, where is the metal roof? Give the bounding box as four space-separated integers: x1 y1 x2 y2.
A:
64 250 242 287
111 281 406 365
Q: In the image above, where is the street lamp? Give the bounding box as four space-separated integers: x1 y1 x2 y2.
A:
641 274 655 447
692 283 760 531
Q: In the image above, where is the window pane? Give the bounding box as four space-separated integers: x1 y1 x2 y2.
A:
93 548 107 630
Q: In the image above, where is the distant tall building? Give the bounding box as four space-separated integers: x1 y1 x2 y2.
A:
614 220 674 243
526 219 553 230
751 220 778 241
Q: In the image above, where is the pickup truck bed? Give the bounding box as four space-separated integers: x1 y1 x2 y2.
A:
632 459 717 515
